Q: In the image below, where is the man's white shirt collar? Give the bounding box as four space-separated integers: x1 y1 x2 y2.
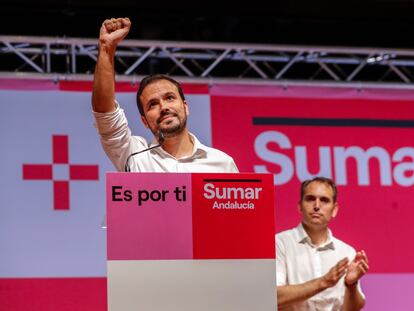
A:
150 133 208 160
297 223 335 251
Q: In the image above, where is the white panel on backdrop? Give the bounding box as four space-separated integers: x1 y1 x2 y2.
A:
0 90 212 278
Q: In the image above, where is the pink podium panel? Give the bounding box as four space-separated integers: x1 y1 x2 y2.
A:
107 173 193 260
106 172 276 311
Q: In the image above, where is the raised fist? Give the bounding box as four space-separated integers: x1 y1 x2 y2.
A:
99 17 131 49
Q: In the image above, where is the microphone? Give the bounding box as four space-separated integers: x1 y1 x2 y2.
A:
124 131 165 172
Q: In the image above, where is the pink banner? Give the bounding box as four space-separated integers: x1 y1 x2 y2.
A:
211 90 414 273
0 278 106 311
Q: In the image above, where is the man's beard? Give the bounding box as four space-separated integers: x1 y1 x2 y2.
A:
154 112 187 138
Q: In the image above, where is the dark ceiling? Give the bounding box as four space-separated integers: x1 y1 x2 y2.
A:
2 0 414 48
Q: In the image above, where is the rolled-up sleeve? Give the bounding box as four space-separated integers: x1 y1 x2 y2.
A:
93 103 135 171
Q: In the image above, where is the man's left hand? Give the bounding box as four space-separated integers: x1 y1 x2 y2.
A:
345 250 369 286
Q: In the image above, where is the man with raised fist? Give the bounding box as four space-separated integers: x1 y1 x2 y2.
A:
92 18 238 173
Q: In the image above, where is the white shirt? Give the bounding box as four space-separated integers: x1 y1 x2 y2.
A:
276 224 364 311
93 104 239 173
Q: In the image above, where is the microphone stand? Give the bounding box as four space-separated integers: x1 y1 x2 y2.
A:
124 132 165 172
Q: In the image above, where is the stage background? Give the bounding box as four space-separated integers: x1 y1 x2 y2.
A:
1 78 413 310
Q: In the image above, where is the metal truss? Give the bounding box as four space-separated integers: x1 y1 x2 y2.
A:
2 35 414 86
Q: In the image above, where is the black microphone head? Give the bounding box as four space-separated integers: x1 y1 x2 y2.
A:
158 130 165 144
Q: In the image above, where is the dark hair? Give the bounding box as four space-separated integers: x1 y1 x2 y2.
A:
136 74 186 116
300 176 338 203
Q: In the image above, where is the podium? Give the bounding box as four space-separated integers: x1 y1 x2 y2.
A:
106 172 276 311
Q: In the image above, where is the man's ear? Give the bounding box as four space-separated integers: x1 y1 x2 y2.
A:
184 100 189 116
297 202 303 214
332 203 339 218
141 115 149 128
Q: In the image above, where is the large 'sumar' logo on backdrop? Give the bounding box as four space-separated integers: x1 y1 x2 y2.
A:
253 117 414 186
22 135 99 210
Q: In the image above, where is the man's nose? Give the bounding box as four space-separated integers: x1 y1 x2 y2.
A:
314 199 321 210
160 100 170 111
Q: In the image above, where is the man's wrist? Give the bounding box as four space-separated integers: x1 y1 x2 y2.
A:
318 277 330 290
345 280 358 289
98 41 116 55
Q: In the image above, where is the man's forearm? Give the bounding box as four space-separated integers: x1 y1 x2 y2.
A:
341 283 365 311
277 277 328 308
92 46 116 113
